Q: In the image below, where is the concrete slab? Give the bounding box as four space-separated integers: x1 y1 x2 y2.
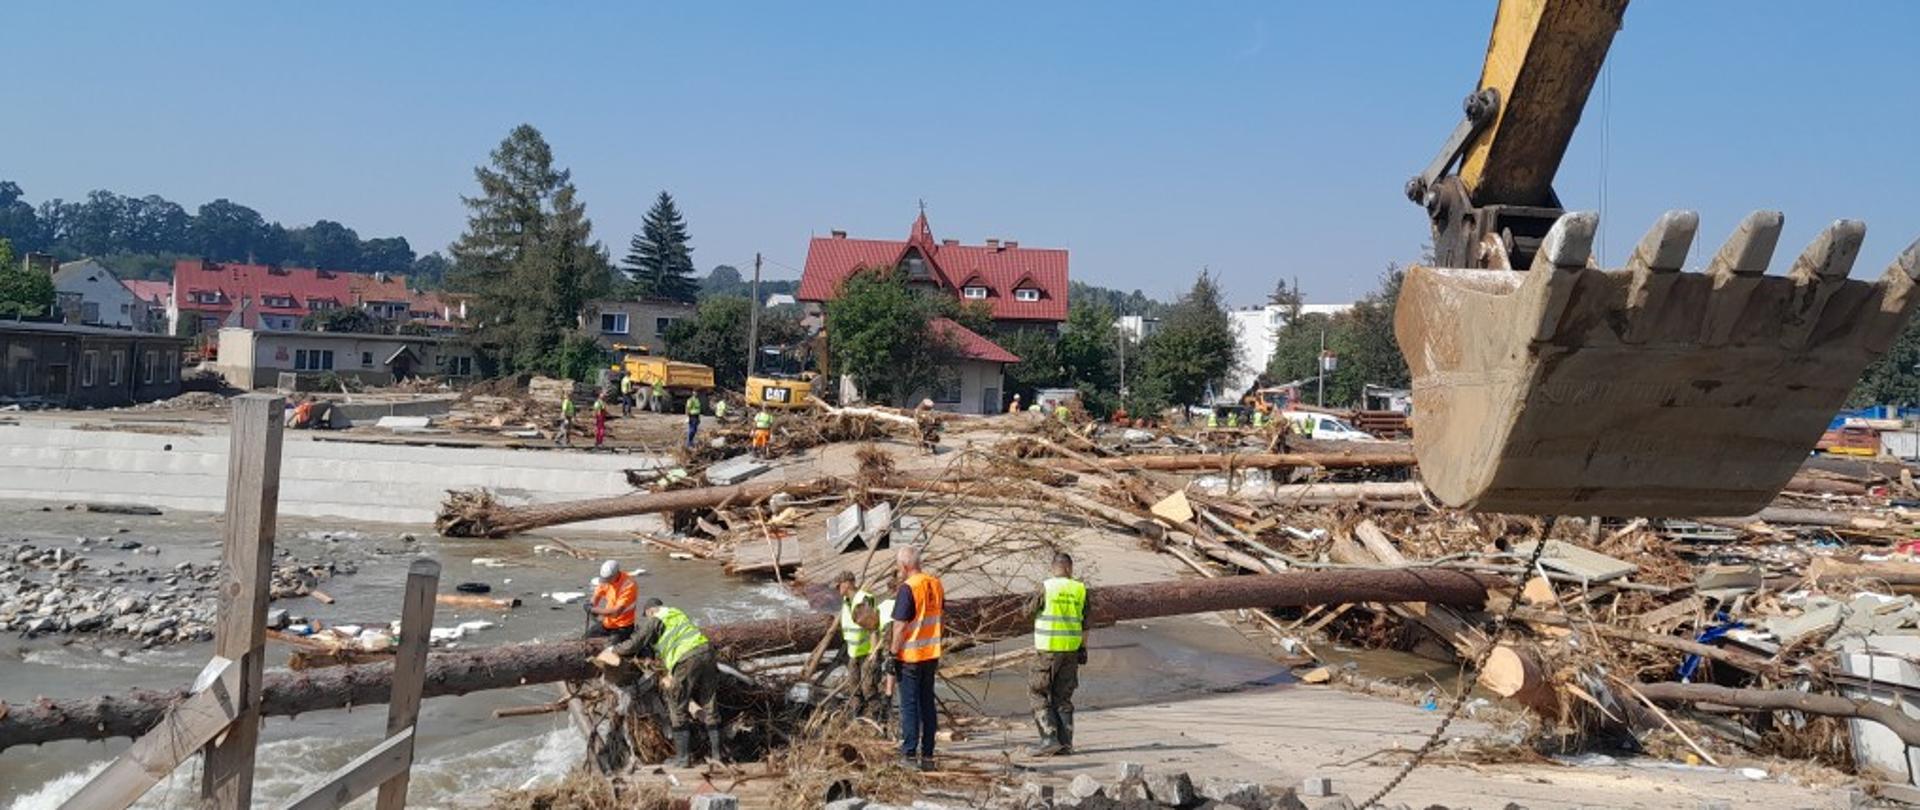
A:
374 415 434 430
828 503 864 553
706 455 770 486
1511 540 1637 583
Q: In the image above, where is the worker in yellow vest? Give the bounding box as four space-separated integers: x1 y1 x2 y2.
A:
1252 407 1267 429
888 544 945 771
714 397 729 421
1054 403 1071 423
1028 552 1089 756
684 392 703 449
752 407 774 458
1206 410 1219 429
835 571 883 718
1226 410 1239 429
619 374 635 417
556 393 576 447
608 598 722 766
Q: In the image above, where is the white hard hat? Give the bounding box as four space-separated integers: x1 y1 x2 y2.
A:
599 560 619 579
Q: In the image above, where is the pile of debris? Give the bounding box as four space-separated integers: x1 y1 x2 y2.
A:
117 390 230 412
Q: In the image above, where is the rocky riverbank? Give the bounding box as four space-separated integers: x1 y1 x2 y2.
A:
0 534 354 645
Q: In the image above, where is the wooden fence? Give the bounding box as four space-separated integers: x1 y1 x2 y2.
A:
60 394 442 810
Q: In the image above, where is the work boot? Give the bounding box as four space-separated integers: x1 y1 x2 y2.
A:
706 725 726 764
668 727 691 768
1057 709 1074 755
917 756 935 772
1029 737 1062 758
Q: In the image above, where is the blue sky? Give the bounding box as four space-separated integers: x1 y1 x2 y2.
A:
4 2 1916 306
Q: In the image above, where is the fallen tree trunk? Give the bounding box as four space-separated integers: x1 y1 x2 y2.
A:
0 567 1493 749
1804 556 1920 591
437 477 849 538
1046 450 1416 474
1634 682 1920 747
1701 508 1896 532
1214 481 1426 506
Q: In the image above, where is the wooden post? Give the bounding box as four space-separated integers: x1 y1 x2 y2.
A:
200 393 284 810
375 559 440 810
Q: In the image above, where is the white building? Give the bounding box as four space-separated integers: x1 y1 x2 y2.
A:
1220 302 1352 404
51 260 161 332
1116 315 1161 343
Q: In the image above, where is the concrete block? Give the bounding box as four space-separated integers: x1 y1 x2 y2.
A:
1300 776 1333 797
1144 771 1196 807
1069 773 1105 800
373 415 434 430
861 501 895 545
1200 778 1268 808
689 795 739 810
706 454 770 486
829 503 864 553
1310 798 1354 810
266 608 289 629
1113 760 1145 782
891 514 928 545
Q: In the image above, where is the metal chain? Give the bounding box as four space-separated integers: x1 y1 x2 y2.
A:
1358 528 1555 809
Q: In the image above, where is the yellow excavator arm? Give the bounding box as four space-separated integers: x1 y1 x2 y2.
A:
1397 0 1920 517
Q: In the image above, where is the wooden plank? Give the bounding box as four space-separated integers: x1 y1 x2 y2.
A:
60 658 241 810
279 727 415 810
375 559 439 810
201 393 285 810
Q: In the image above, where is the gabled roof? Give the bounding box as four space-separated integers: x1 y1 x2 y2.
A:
122 279 171 305
798 213 1069 322
53 259 115 286
930 317 1020 364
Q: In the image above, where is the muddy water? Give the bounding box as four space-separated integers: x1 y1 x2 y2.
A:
0 499 1293 809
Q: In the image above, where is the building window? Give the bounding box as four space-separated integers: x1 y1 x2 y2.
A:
295 349 335 371
82 302 100 323
109 351 124 386
962 286 988 300
931 368 962 404
163 352 175 383
13 359 34 396
310 299 337 311
262 295 295 308
448 356 474 376
655 317 676 337
191 290 221 304
362 352 374 367
1014 288 1041 302
81 351 98 388
142 351 156 384
601 313 629 334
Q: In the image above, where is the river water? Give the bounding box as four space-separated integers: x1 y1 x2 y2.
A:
0 498 1290 809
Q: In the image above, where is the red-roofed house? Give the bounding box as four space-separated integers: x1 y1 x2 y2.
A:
169 260 465 336
800 212 1060 413
798 212 1069 330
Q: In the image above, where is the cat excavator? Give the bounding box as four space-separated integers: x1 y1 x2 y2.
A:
1399 0 1920 517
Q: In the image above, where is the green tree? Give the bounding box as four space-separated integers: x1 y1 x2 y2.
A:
623 191 698 303
448 124 611 375
1138 271 1237 410
191 199 271 262
302 307 387 334
996 328 1062 406
291 219 363 269
0 238 55 319
1264 266 1409 407
1057 302 1119 394
0 182 42 254
409 253 452 289
665 295 807 388
825 268 956 406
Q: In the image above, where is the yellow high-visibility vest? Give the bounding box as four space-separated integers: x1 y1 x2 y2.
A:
1033 576 1087 652
840 589 877 658
655 606 709 671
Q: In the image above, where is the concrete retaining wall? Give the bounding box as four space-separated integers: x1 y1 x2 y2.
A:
0 422 666 530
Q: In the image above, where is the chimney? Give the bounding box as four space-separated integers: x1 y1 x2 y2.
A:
831 229 848 239
941 239 958 246
985 238 1000 249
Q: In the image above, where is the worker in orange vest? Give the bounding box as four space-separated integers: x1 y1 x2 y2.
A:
888 544 945 771
585 560 638 644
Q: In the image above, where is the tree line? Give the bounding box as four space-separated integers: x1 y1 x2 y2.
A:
0 181 445 282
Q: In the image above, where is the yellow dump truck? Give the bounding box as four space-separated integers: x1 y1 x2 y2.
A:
609 345 714 407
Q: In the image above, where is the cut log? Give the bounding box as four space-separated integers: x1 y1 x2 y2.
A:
1701 508 1895 532
1481 643 1560 717
1045 450 1415 474
1633 682 1920 747
0 568 1494 749
1804 557 1920 591
437 477 849 538
435 594 520 610
1218 481 1426 506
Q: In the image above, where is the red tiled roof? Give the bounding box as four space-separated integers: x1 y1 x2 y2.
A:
122 279 171 305
798 213 1068 322
930 317 1020 364
169 260 462 328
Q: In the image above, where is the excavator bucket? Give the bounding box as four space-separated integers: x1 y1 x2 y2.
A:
1397 210 1920 517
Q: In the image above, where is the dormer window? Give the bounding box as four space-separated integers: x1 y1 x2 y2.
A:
262 295 296 308
962 286 988 300
1014 288 1041 302
191 290 222 304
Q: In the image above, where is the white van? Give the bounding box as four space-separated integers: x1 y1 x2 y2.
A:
1281 411 1378 442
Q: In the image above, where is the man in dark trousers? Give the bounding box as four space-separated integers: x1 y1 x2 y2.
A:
889 544 945 771
1028 552 1089 756
607 597 724 766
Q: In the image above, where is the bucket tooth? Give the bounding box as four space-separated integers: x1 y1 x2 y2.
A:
1622 210 1699 344
1865 238 1920 352
1780 220 1866 349
1699 210 1785 346
1521 211 1597 342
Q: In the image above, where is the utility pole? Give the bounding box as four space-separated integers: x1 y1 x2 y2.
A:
1317 328 1327 408
746 252 762 378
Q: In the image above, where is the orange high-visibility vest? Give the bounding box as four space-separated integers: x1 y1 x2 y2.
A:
899 571 945 663
594 572 638 629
